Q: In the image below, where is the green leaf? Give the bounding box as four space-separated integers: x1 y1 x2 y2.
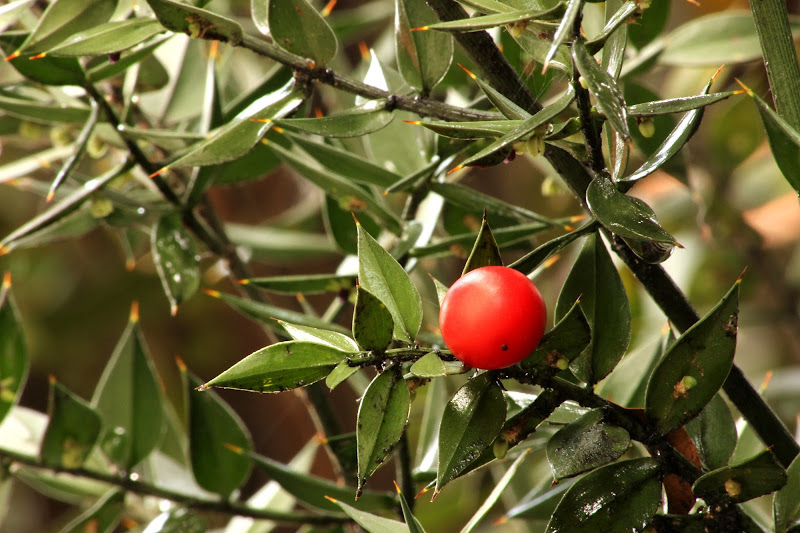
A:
585 175 677 246
140 509 205 533
462 214 503 274
268 140 402 235
510 221 599 274
205 289 351 335
555 233 631 385
357 368 411 494
436 373 506 493
225 222 339 263
693 449 787 504
423 4 565 32
462 69 530 120
456 84 575 168
87 35 170 83
147 0 243 44
0 0 35 33
0 275 29 426
628 92 737 117
91 306 164 469
573 39 630 139
0 92 92 124
45 18 164 57
277 321 360 353
40 377 102 469
326 360 360 390
243 273 356 295
622 71 716 184
185 366 252 498
410 352 447 378
520 299 589 371
395 0 454 92
243 448 396 513
775 454 800 532
685 393 737 471
0 32 86 86
326 497 410 533
741 84 800 193
645 275 741 435
628 0 668 49
413 119 523 139
277 104 394 138
159 81 303 170
47 99 99 200
151 213 200 316
395 481 426 533
546 458 661 532
357 220 422 343
353 286 394 352
544 0 582 71
267 0 337 65
504 478 575 519
430 182 555 224
657 11 800 67
410 220 550 259
13 0 116 55
546 409 630 480
59 490 124 533
204 341 350 393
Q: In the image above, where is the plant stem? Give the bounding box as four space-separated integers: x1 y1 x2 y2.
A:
749 0 800 130
0 448 348 525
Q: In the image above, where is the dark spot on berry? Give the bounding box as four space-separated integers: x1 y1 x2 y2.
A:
501 344 508 351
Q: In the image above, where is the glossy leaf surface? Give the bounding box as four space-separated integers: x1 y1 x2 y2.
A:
357 369 411 494
277 105 394 138
645 277 740 435
520 300 589 371
267 0 337 65
327 497 410 533
462 215 503 274
437 374 506 492
204 341 349 393
357 220 422 343
409 352 446 378
147 0 243 44
573 39 630 139
693 449 787 504
547 409 630 479
278 321 360 353
16 0 116 54
353 286 394 352
685 393 737 471
775 454 800 532
243 273 356 294
546 458 661 532
152 213 200 316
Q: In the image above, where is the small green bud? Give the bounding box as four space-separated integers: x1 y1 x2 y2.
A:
638 117 656 138
556 357 569 370
89 195 114 218
493 438 509 459
18 121 45 140
506 21 527 38
578 76 588 90
86 133 107 159
523 135 545 157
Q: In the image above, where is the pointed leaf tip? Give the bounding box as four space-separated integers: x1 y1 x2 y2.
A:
129 301 140 323
4 50 20 61
175 355 187 372
711 65 724 81
2 272 10 289
324 495 338 503
170 304 178 316
195 383 210 391
203 289 221 298
393 480 402 493
322 0 337 17
150 167 169 179
457 63 476 79
45 190 55 203
223 442 244 454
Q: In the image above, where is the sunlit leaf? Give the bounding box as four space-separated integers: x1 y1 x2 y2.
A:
395 0 454 92
573 39 629 139
45 18 164 57
147 0 243 44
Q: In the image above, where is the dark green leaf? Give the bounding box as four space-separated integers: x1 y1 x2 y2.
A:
546 458 661 532
504 478 575 519
463 69 530 120
267 0 337 65
59 490 124 533
205 289 351 335
41 378 102 469
573 39 630 139
621 68 716 184
353 286 394 352
585 175 677 246
628 92 737 117
204 341 350 393
409 352 447 378
628 0 668 49
410 220 550 259
269 140 402 235
685 394 737 471
243 273 356 295
0 32 86 86
413 119 522 139
151 213 200 316
555 233 631 385
645 276 740 435
546 409 630 479
357 220 422 343
742 84 800 193
394 481 426 533
185 367 252 498
436 374 506 493
462 214 503 274
544 0 582 71
357 369 411 494
147 0 243 44
510 220 599 274
244 448 396 512
775 454 800 532
693 449 787 503
0 276 28 426
431 182 556 224
14 0 116 54
91 306 164 469
277 104 394 138
395 0 454 92
456 85 575 168
45 18 164 57
520 299 589 371
423 4 565 32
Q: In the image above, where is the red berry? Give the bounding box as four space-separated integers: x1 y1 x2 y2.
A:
439 266 546 370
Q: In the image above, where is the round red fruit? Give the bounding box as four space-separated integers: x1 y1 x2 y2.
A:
439 266 546 370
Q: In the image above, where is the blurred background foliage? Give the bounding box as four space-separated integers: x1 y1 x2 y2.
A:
1 0 800 531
